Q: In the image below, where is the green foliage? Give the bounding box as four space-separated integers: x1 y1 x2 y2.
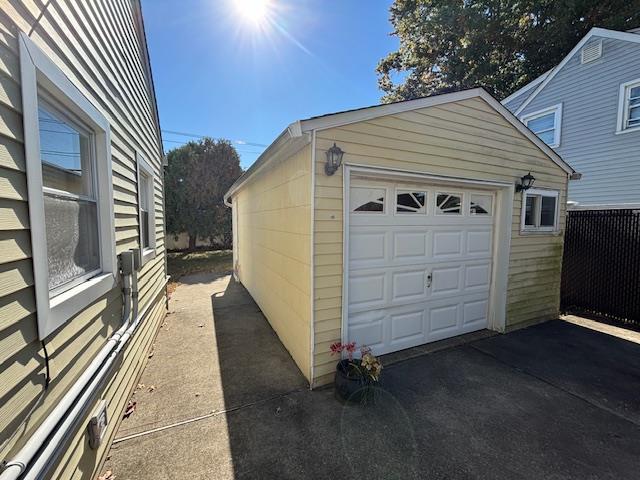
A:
165 138 242 249
377 0 640 101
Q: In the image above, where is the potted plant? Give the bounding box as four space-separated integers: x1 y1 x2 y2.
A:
330 342 382 405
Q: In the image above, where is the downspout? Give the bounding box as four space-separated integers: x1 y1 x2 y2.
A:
0 250 148 480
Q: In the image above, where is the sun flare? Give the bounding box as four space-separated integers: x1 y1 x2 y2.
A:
233 0 271 25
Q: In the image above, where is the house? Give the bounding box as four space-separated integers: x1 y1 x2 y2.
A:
502 27 640 208
224 88 578 387
0 2 165 479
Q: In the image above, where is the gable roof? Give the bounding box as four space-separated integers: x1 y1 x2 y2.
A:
501 70 550 107
513 27 640 116
224 88 575 203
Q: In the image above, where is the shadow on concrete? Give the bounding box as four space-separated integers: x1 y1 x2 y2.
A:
107 275 640 479
211 280 640 479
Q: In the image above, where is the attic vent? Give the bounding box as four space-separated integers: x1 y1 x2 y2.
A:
581 41 602 64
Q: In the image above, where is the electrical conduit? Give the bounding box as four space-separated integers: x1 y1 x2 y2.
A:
0 251 149 480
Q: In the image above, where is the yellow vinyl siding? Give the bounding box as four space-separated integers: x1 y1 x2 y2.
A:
234 145 312 381
0 1 166 478
312 97 568 386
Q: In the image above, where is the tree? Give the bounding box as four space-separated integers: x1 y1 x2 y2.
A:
377 0 640 102
165 138 242 250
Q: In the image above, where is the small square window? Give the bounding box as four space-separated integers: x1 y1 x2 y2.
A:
397 190 426 213
435 193 462 215
521 189 559 233
351 187 385 213
521 104 562 148
470 194 492 215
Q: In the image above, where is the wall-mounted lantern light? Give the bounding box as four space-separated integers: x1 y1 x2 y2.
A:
325 143 344 176
516 172 535 192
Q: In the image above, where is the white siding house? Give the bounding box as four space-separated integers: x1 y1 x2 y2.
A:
503 28 640 208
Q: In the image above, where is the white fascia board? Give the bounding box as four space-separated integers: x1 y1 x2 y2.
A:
299 88 488 132
223 124 310 203
514 27 640 116
501 70 551 105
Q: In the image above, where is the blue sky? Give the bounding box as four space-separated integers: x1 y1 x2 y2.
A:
143 0 397 168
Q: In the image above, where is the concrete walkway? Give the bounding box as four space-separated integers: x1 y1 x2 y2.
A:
105 273 640 479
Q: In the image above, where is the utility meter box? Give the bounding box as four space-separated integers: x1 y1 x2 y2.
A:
87 400 108 449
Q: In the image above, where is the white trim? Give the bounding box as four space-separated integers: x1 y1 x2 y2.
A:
309 130 316 387
20 32 117 340
616 77 640 134
501 70 551 105
231 199 239 282
520 188 561 234
568 203 640 211
341 164 511 349
136 151 156 265
515 28 640 116
520 103 563 148
224 88 575 203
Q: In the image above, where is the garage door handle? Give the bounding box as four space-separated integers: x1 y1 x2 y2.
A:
426 273 432 289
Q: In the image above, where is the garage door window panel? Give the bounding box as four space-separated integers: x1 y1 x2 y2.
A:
396 190 427 213
470 194 492 215
436 193 462 215
351 187 385 213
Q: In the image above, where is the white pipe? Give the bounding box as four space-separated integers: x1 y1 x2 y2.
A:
22 282 154 480
0 268 137 480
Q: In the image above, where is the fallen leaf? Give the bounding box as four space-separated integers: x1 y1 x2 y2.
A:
136 383 145 390
195 392 201 397
98 469 114 480
198 323 204 328
123 401 137 419
147 385 156 393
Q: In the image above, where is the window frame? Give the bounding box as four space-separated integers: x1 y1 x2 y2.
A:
616 77 640 134
520 188 560 234
136 152 156 265
20 32 116 340
520 104 562 148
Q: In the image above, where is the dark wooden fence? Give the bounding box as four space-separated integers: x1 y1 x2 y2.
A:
561 208 640 325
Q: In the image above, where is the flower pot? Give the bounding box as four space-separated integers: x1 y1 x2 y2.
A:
334 359 366 404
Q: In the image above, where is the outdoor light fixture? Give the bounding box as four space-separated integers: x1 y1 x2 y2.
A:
516 172 536 192
325 143 344 176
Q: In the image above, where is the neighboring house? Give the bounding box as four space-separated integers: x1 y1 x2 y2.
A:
224 88 577 387
0 2 166 479
502 27 640 208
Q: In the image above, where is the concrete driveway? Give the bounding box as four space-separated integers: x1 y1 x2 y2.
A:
105 273 640 480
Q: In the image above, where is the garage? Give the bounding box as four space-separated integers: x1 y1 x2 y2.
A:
347 177 496 355
224 87 578 387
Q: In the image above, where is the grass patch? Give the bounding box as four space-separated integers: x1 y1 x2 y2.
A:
167 249 232 295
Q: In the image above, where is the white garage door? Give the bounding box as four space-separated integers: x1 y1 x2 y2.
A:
347 178 495 355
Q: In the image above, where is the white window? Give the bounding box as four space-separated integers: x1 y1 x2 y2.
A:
521 104 562 148
521 189 559 233
616 78 640 133
137 153 156 265
20 32 116 339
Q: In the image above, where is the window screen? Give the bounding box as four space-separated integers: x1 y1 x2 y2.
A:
39 100 100 292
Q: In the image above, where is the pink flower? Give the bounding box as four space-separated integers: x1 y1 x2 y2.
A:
360 345 371 356
330 342 343 355
344 342 356 360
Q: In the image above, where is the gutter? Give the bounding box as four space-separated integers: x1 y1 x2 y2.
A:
0 250 164 480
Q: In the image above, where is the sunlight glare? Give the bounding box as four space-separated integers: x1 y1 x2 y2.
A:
233 0 271 25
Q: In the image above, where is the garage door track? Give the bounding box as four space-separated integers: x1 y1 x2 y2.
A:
105 273 640 479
